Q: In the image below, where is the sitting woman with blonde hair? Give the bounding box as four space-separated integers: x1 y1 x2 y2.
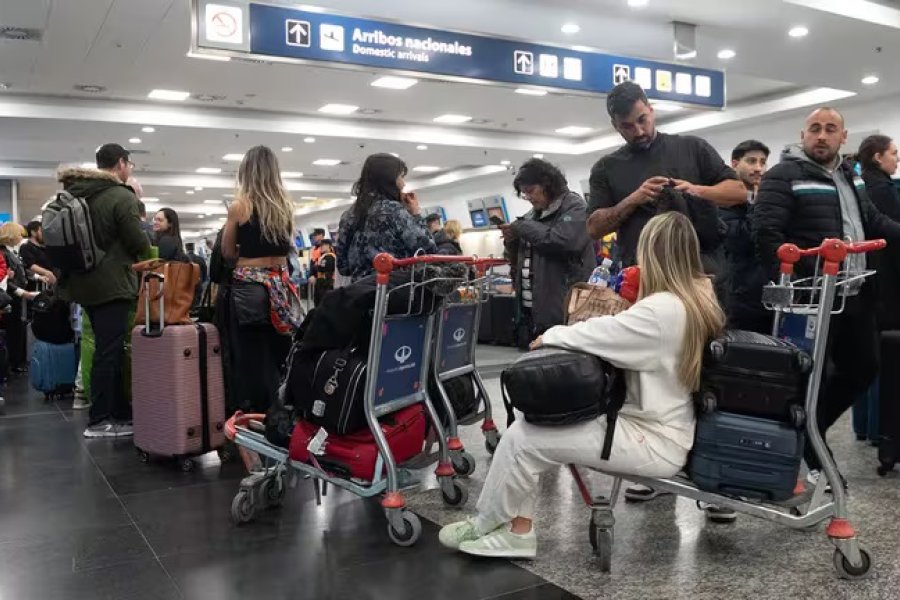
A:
439 211 725 558
434 219 463 255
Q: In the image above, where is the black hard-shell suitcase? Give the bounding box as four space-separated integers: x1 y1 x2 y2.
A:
878 331 900 475
478 295 517 346
696 330 811 428
689 411 804 502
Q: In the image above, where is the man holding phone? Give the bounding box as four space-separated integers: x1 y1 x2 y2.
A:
586 81 745 519
587 81 746 268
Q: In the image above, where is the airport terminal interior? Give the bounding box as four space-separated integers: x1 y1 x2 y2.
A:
2 0 900 598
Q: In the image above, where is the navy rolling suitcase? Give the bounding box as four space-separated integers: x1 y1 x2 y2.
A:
696 330 811 428
878 331 900 475
689 411 804 502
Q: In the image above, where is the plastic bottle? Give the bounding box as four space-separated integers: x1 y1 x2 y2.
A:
588 258 613 287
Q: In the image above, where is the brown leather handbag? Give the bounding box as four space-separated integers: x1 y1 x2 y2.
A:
133 259 200 326
564 283 632 325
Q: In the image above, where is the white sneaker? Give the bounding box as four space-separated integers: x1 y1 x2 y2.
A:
439 518 483 550
113 422 134 437
83 421 117 438
72 388 90 410
458 524 537 559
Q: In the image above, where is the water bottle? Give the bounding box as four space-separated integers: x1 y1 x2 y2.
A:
588 258 613 287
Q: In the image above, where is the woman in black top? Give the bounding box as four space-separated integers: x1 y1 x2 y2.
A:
859 134 900 329
152 208 188 261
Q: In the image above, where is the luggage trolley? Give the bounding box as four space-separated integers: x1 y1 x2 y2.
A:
226 253 480 546
430 257 507 477
569 238 883 579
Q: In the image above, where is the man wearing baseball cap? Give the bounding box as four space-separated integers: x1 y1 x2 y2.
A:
57 142 150 438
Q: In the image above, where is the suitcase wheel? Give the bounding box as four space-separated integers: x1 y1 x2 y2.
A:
136 447 151 464
180 457 196 472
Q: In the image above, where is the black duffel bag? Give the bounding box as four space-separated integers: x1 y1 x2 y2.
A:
289 346 369 435
501 346 625 459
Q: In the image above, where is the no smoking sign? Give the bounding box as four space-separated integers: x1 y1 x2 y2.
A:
204 3 244 45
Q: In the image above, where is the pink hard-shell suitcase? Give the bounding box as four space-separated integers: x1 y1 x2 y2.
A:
132 273 225 470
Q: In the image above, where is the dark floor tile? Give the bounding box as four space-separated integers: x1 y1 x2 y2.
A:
0 558 181 600
0 523 154 582
0 494 131 543
486 583 584 600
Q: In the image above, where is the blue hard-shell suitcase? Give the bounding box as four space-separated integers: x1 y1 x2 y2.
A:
30 340 77 396
689 411 804 502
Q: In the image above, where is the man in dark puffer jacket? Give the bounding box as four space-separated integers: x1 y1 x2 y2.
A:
752 107 900 485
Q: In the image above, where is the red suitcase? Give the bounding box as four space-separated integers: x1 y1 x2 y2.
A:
288 404 426 481
132 321 226 469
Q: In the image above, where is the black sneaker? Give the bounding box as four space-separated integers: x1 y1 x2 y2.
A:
700 503 738 523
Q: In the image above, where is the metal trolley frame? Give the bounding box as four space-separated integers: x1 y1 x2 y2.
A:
569 238 884 579
225 253 499 547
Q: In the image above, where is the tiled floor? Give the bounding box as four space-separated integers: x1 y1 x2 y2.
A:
1 345 898 600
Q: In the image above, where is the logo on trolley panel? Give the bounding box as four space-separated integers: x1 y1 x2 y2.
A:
453 328 466 343
394 345 413 364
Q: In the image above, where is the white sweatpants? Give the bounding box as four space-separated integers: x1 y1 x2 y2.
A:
475 416 686 533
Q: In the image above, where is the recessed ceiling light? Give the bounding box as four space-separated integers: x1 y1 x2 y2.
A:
282 171 304 178
555 125 593 136
717 49 736 60
433 114 473 124
533 154 545 159
142 197 160 203
303 137 315 144
203 199 222 204
313 159 341 166
651 101 684 112
222 153 244 161
862 75 880 85
413 166 441 173
73 84 106 93
148 89 190 101
417 144 428 150
186 190 195 195
572 45 593 52
318 103 359 115
371 76 418 90
141 126 155 133
196 167 221 174
561 23 581 34
198 214 206 219
788 26 809 38
515 88 548 96
195 186 204 191
281 146 293 152
627 0 649 7
128 137 141 144
500 160 511 166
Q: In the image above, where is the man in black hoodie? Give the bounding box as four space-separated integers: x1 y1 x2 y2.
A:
753 107 900 486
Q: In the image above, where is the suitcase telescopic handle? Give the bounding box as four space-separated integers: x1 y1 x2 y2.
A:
142 272 165 337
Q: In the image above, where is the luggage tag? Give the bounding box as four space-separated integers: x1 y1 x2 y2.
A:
307 427 329 456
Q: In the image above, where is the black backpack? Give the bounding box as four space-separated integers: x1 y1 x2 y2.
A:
501 346 626 460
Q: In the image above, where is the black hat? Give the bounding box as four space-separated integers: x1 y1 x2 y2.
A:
95 143 130 169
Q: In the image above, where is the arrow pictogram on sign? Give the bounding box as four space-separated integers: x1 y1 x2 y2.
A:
514 51 534 75
613 64 631 85
285 19 310 47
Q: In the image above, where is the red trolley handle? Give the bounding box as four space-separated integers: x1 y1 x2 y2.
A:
224 411 267 441
777 239 887 277
776 243 820 276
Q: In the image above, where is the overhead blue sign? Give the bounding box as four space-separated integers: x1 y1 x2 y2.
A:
197 1 725 108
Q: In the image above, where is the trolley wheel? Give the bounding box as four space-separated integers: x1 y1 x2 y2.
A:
452 451 477 477
230 490 256 525
790 405 807 429
180 457 195 473
261 476 285 509
136 448 150 464
484 432 501 455
833 547 872 580
387 510 422 547
440 478 469 508
700 392 716 415
217 443 237 464
589 521 614 572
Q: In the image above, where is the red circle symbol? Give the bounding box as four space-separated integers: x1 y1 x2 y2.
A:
210 11 237 38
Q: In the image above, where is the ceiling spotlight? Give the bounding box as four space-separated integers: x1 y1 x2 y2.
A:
282 171 304 178
555 125 593 136
186 190 195 195
371 76 418 90
788 26 809 38
222 153 244 161
128 138 141 144
282 146 293 152
500 160 511 166
651 101 684 112
141 126 155 133
413 166 441 173
862 75 880 85
627 0 649 7
148 89 190 101
203 199 222 204
433 114 472 124
533 154 545 159
195 186 204 191
313 159 341 166
717 49 736 60
561 23 581 34
318 103 359 115
417 145 428 150
304 137 316 143
515 88 548 96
